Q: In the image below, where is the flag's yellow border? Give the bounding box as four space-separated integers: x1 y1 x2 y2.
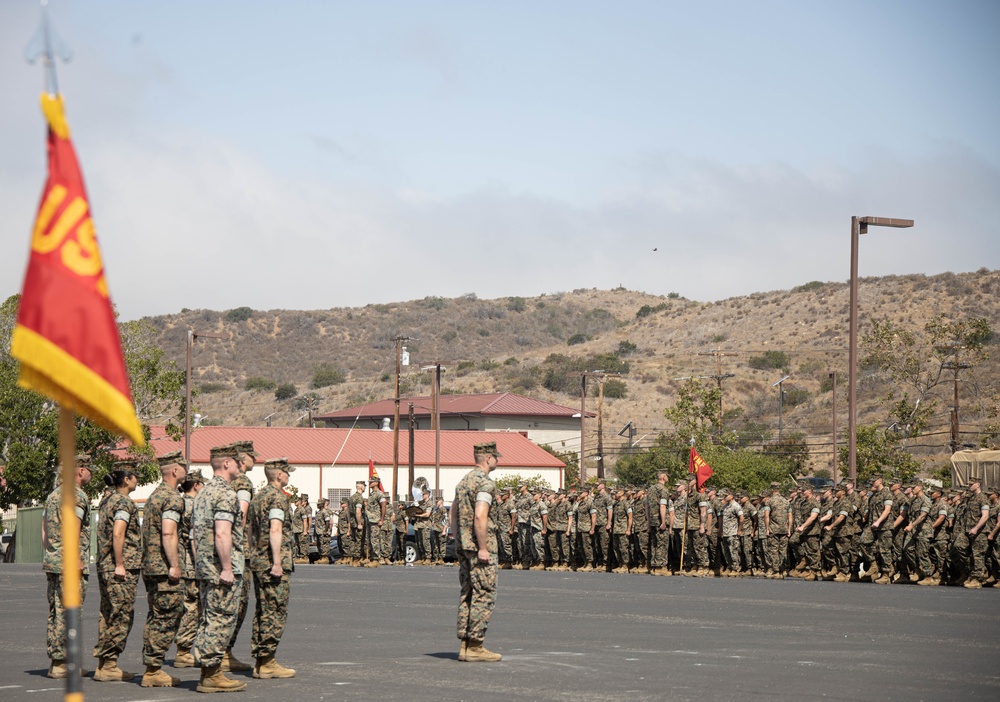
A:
10 324 145 446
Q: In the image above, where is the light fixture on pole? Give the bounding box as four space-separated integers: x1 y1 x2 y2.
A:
771 375 790 442
422 363 446 500
848 216 913 481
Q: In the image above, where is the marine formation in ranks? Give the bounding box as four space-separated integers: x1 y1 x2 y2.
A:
39 442 299 692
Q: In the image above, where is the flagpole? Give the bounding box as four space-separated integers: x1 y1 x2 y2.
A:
58 408 84 702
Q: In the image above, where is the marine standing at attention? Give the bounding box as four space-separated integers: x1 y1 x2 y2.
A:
452 442 502 663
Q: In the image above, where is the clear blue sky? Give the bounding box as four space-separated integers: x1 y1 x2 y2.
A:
2 0 998 319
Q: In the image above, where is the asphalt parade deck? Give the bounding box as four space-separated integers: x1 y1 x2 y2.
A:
1 563 997 701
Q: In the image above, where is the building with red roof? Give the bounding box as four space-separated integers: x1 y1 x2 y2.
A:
131 425 564 507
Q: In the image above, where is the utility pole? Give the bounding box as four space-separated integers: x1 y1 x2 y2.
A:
597 378 605 479
618 421 636 457
407 402 416 502
421 363 445 499
391 336 411 502
570 371 621 484
829 372 838 485
697 349 737 438
938 345 970 454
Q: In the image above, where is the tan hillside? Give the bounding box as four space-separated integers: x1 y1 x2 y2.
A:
147 268 1000 476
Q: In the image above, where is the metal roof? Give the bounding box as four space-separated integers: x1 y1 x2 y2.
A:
314 392 593 422
144 425 565 468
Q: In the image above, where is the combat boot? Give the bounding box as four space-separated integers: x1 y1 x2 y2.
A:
174 648 196 668
501 562 513 570
93 657 133 682
801 571 818 581
834 572 851 583
47 660 67 679
458 639 468 662
220 649 252 672
197 664 247 693
964 578 983 589
253 655 296 679
874 573 891 585
917 576 940 586
464 640 502 662
141 665 180 687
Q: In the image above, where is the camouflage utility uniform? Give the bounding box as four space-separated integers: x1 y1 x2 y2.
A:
455 468 498 643
141 481 186 667
248 484 295 659
93 492 142 662
43 483 91 663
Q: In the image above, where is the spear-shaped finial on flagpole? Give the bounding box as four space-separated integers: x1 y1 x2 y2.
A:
25 0 73 97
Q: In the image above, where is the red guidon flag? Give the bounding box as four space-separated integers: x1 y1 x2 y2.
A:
689 447 713 489
369 458 385 492
10 94 144 446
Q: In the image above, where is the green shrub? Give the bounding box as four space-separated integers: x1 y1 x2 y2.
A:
567 333 589 346
245 376 277 392
225 306 253 323
617 340 638 356
199 382 227 394
274 383 297 400
312 364 345 388
748 350 790 371
602 379 627 399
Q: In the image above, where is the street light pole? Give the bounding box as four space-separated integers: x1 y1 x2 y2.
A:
848 216 914 481
829 371 838 485
185 330 227 462
772 375 790 442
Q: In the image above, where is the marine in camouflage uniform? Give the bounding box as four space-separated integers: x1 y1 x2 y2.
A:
901 481 934 583
515 484 533 568
415 490 433 564
646 475 669 574
297 495 313 564
793 486 822 580
248 458 297 678
528 490 547 569
952 478 991 588
366 478 387 564
859 476 896 581
380 501 396 563
630 487 650 572
290 496 305 560
139 453 188 687
93 462 142 681
191 444 247 693
591 484 613 570
314 500 332 563
574 487 596 570
547 492 569 570
174 468 205 666
347 482 365 564
718 491 744 574
684 483 710 575
392 502 408 563
764 484 791 577
224 441 256 672
610 489 632 572
42 455 92 679
454 442 501 662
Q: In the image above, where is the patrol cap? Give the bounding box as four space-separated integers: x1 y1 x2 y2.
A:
157 451 186 468
210 443 240 459
76 453 93 469
113 457 139 472
770 482 782 490
264 457 295 473
369 476 381 483
968 474 983 485
870 474 884 483
186 469 205 483
233 440 255 457
473 442 502 458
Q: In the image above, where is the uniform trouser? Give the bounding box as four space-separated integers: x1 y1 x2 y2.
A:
648 527 668 569
820 532 837 571
227 569 251 650
381 526 394 560
766 534 788 573
498 529 513 564
630 530 649 568
931 534 949 575
299 531 311 559
831 534 853 574
292 531 303 558
46 572 89 661
721 535 741 571
671 529 684 570
685 530 709 569
510 529 522 563
612 533 630 568
952 532 988 580
575 531 593 567
547 531 566 564
175 578 200 651
799 534 820 571
707 533 721 570
142 575 185 666
432 530 445 560
366 521 382 560
93 569 138 661
392 530 406 561
754 537 767 572
193 576 242 669
892 528 905 565
530 528 545 565
518 523 532 566
251 571 290 659
416 527 432 561
740 535 755 571
593 527 610 566
903 532 933 578
317 534 330 561
456 550 497 643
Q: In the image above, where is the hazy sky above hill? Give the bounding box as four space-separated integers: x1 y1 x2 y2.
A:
2 1 998 320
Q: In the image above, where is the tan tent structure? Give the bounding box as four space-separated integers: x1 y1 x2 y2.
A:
950 450 1000 488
